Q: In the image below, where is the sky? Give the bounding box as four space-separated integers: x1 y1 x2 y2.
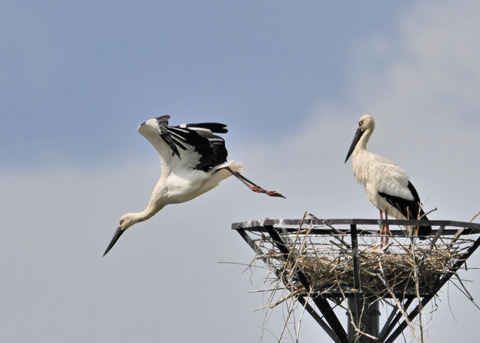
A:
2 0 480 342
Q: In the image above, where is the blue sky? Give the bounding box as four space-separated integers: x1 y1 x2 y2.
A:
2 1 480 342
1 0 411 166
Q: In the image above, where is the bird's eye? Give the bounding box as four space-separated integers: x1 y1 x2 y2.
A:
119 219 124 225
359 120 363 127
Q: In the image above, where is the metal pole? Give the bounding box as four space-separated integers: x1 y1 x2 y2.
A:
232 219 480 343
348 224 380 342
347 296 380 343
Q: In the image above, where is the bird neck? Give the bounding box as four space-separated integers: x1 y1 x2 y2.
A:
351 130 373 185
355 129 372 154
131 203 164 225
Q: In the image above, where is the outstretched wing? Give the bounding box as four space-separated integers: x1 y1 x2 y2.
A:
138 116 229 173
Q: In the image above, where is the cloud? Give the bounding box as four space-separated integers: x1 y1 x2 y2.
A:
2 1 480 342
290 0 480 221
0 161 294 342
350 0 480 120
236 1 480 339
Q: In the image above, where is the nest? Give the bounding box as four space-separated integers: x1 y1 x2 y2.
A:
241 217 479 342
263 237 465 298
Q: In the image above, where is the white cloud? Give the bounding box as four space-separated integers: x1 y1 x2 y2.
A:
0 161 296 342
240 1 480 339
350 0 480 118
3 1 480 342
291 0 480 222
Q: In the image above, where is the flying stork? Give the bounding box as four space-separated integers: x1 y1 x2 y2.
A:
103 115 284 256
344 114 431 239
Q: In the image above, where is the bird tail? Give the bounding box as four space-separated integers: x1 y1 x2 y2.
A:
416 209 432 238
215 160 243 173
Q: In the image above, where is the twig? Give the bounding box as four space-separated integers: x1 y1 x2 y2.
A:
451 273 480 311
469 210 480 223
242 216 477 342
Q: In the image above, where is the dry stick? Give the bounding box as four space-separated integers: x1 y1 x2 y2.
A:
444 211 480 313
450 274 480 311
378 258 422 342
248 216 471 342
423 207 438 218
427 226 446 256
272 275 297 340
337 274 363 341
277 293 296 343
414 259 425 343
288 221 318 342
333 255 381 343
253 243 290 341
254 289 304 311
325 223 353 248
469 210 480 223
295 287 314 342
445 282 459 323
409 236 425 343
338 286 378 341
330 240 350 252
261 279 282 336
268 216 312 343
279 267 302 340
293 222 324 342
449 209 480 249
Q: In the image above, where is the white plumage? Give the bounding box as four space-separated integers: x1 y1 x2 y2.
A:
345 114 431 237
104 115 284 256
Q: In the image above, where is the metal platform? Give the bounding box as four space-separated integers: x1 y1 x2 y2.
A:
232 218 480 343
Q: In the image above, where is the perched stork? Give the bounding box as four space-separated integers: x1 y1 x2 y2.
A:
104 115 284 256
344 114 431 239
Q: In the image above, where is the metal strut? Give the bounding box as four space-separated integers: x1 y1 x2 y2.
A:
233 218 480 343
266 226 349 343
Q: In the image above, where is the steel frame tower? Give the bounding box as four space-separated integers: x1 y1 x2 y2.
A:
233 218 480 343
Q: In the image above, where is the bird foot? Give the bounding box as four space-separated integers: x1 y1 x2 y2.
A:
266 190 286 198
379 226 391 249
249 186 285 198
379 226 391 235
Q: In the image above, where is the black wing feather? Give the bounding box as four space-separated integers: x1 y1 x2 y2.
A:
378 181 431 235
182 122 228 134
160 122 228 172
160 125 182 157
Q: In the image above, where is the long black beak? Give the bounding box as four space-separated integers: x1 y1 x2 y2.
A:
345 128 365 163
103 227 126 257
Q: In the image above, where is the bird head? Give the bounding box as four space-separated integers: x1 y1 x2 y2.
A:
118 213 137 231
345 114 375 163
357 114 375 132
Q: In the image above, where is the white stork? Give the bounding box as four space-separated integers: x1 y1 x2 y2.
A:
344 114 431 238
104 115 284 256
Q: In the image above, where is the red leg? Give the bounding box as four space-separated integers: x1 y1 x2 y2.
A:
223 167 285 198
379 210 384 234
384 210 390 245
379 210 385 247
379 210 391 235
